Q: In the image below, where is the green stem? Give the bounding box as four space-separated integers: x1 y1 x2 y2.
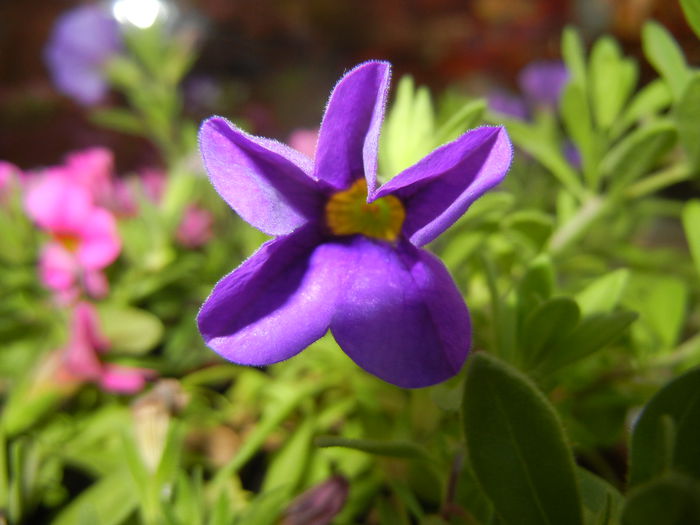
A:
0 430 7 512
548 195 610 255
624 164 693 200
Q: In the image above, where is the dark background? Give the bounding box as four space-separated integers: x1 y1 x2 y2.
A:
0 0 696 172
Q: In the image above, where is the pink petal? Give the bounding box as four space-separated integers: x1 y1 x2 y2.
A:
76 207 121 269
100 364 154 393
25 174 93 233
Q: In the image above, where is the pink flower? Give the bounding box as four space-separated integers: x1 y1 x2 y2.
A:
58 302 154 394
176 204 213 248
288 128 319 159
25 174 121 299
62 147 114 203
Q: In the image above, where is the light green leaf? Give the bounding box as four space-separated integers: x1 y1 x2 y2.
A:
562 26 587 87
680 0 700 39
52 470 138 525
315 436 433 462
642 21 691 100
629 366 700 486
612 79 672 139
576 269 630 316
90 109 144 135
97 305 164 355
602 120 677 191
674 73 700 172
622 473 700 524
262 416 314 496
462 352 584 525
560 81 597 186
379 75 435 177
433 98 486 146
682 200 700 277
589 36 638 130
505 119 584 197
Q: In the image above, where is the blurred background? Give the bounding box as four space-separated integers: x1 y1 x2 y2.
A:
1 0 697 172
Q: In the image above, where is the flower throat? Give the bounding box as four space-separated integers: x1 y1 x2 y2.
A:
325 179 405 241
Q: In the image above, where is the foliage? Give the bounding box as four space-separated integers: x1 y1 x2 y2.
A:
1 7 700 525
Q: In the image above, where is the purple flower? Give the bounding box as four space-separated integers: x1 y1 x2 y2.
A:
44 5 122 105
518 60 569 109
198 62 512 388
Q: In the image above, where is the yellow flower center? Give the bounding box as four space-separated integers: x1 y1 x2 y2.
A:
325 179 405 241
56 233 80 252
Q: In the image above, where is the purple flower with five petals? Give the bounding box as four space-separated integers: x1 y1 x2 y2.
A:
44 5 122 105
198 62 513 388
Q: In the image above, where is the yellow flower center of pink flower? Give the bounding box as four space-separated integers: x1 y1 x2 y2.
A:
325 179 405 241
56 233 80 252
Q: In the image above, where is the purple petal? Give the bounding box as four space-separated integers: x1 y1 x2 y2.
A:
314 61 391 192
198 226 346 365
199 117 325 235
374 127 512 247
330 238 470 388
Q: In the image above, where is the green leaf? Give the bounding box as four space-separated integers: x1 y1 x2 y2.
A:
536 311 637 375
97 305 164 355
90 109 144 135
589 36 638 130
576 269 630 316
315 436 433 462
622 473 700 525
520 297 580 369
612 79 672 139
673 73 700 172
602 120 677 191
642 21 691 100
560 81 598 186
629 366 700 486
517 255 556 316
626 274 687 350
562 26 587 87
680 0 700 39
577 467 623 525
505 119 584 197
379 75 435 177
52 470 138 525
262 415 314 496
433 98 486 146
682 200 700 277
462 352 584 525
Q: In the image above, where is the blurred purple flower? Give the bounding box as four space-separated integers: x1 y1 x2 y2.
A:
488 91 529 120
518 60 570 109
197 62 512 388
281 475 349 525
489 60 569 119
44 5 122 105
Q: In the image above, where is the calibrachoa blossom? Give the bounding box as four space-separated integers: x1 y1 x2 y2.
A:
25 174 121 300
44 5 122 105
489 60 569 119
198 62 512 387
176 204 214 248
57 302 154 393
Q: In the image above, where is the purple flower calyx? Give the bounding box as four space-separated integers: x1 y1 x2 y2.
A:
325 178 405 242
